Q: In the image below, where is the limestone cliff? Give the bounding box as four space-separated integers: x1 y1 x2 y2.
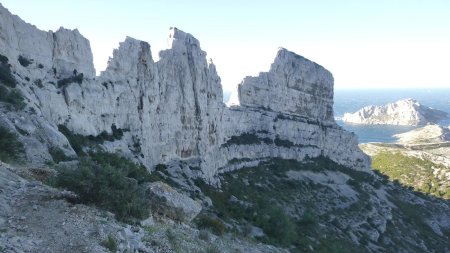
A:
0 4 369 180
343 98 448 126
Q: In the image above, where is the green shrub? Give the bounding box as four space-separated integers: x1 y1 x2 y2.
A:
0 85 25 110
274 136 294 148
0 126 24 163
372 151 449 199
100 235 117 252
18 55 33 67
204 245 220 253
34 79 43 88
58 125 87 155
0 54 8 64
222 133 261 147
48 146 73 163
57 73 83 88
0 55 16 88
58 124 127 156
53 152 151 221
196 215 226 236
253 203 298 247
198 229 210 241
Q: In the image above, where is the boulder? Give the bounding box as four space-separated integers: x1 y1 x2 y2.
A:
143 181 201 222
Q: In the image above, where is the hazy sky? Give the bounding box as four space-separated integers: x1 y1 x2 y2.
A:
2 0 450 92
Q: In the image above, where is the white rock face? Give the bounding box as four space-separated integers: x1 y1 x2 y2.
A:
342 98 448 126
239 48 334 123
0 5 95 78
0 4 370 180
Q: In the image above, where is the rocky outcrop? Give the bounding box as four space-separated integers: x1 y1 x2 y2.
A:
0 3 369 181
394 124 450 144
342 98 448 126
238 48 334 123
143 181 202 222
0 6 95 78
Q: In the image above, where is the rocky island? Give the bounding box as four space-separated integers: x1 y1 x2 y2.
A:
1 4 450 253
342 98 448 126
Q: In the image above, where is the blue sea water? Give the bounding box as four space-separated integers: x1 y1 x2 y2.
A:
333 88 450 143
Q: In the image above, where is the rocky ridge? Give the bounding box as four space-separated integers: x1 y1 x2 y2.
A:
342 98 448 126
0 3 368 181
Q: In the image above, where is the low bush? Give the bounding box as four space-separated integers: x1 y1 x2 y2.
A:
100 235 117 252
57 73 83 88
274 136 294 148
0 54 8 64
58 124 127 156
204 245 220 253
58 125 87 155
196 215 226 236
254 203 298 247
48 146 73 163
18 55 33 67
0 54 16 88
1 85 23 109
53 152 152 221
0 125 24 163
222 133 261 147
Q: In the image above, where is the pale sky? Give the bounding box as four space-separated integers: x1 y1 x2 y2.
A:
2 0 450 92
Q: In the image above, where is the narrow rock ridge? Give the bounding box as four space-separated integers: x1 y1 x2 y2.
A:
0 5 95 78
342 98 448 126
0 4 369 180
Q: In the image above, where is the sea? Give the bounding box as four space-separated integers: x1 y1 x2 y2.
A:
334 88 450 143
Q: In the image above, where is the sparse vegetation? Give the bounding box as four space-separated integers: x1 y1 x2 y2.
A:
0 125 25 163
57 73 84 88
18 55 33 67
274 136 294 148
100 235 117 252
48 146 74 163
222 133 261 147
196 157 376 251
53 152 152 221
196 215 226 236
34 79 43 88
0 85 26 110
372 151 450 199
57 124 127 156
166 228 182 253
0 54 16 88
